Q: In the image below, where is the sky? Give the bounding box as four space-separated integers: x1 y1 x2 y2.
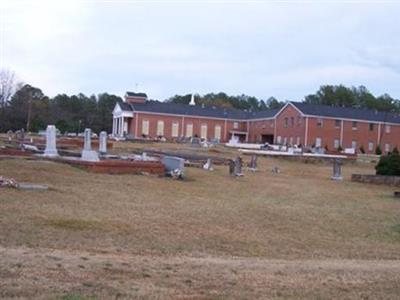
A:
1 0 400 102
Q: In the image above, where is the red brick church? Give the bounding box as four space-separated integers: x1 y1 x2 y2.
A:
112 91 400 154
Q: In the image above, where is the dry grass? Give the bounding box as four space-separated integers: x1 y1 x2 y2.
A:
1 141 400 299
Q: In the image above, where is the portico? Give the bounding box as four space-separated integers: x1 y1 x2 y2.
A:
112 103 133 137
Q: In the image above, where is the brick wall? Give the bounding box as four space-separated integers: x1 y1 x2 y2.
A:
130 112 242 142
247 119 275 143
275 105 305 145
122 103 400 149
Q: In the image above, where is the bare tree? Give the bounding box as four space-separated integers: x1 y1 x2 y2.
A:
0 69 16 108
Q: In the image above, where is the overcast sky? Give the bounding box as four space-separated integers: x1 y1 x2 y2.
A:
1 0 400 101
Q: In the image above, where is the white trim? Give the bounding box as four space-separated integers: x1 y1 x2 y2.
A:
135 112 138 137
113 103 134 118
229 130 248 134
377 123 381 145
274 102 305 118
246 117 276 122
214 124 222 140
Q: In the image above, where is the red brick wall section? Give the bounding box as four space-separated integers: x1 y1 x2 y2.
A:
247 119 275 143
125 104 400 150
306 117 343 149
380 124 400 153
130 113 242 142
275 105 305 146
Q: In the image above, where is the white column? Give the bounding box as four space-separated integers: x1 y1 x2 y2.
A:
377 123 381 146
112 118 116 136
120 117 124 136
121 117 125 136
135 113 139 138
118 117 122 136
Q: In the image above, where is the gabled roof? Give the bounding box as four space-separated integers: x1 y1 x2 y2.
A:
118 100 277 120
291 102 400 124
126 91 147 98
246 108 280 119
131 101 249 119
118 101 133 111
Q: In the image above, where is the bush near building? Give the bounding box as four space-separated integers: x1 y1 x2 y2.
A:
376 152 400 176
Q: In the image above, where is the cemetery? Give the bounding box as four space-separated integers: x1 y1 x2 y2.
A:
1 126 400 299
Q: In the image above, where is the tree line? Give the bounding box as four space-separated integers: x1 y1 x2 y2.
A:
169 85 400 113
1 69 400 133
166 93 285 111
0 72 122 133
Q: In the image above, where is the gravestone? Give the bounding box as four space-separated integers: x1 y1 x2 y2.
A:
234 156 244 176
228 135 239 146
248 155 258 171
191 137 201 147
81 128 100 162
43 125 59 157
271 166 281 173
99 131 107 154
142 152 148 160
162 156 185 178
7 130 13 142
203 158 213 171
228 159 235 176
331 158 343 180
16 129 25 144
17 183 49 191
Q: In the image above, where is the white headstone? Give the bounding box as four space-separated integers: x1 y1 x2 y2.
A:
228 135 239 146
331 158 343 181
99 131 107 154
81 128 99 162
203 158 213 171
83 128 92 151
43 125 59 157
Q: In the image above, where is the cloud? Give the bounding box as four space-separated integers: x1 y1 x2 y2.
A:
2 1 400 101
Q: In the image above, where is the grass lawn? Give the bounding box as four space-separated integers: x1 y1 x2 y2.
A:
1 141 400 299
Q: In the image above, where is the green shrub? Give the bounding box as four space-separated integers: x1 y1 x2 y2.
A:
337 145 343 152
392 146 399 155
375 152 400 176
375 145 382 155
359 145 365 154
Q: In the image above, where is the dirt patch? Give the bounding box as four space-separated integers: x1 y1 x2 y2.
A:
1 246 400 299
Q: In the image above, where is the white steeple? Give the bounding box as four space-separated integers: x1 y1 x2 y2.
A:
189 94 195 106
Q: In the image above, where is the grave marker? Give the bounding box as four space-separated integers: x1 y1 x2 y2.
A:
81 128 100 162
248 155 258 171
99 131 107 154
331 158 343 180
43 125 59 157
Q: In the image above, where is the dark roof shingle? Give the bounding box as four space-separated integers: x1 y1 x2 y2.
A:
118 100 400 124
126 101 277 120
126 91 148 98
118 102 133 111
291 102 400 124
